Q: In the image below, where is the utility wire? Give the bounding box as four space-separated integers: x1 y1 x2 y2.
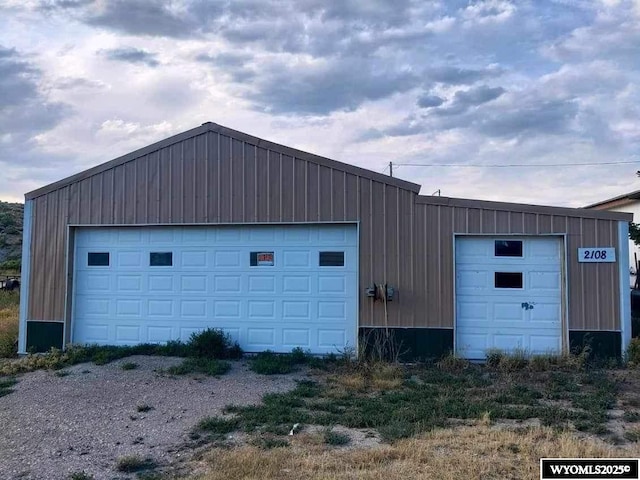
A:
392 160 640 168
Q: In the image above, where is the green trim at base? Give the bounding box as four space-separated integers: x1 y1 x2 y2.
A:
569 330 621 360
359 327 453 362
26 321 64 353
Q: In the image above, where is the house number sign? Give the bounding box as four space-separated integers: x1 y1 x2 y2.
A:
578 248 616 263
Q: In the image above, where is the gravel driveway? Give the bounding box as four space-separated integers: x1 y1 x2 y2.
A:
0 356 303 480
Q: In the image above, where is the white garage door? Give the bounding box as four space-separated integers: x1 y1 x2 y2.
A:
72 224 358 354
455 236 563 360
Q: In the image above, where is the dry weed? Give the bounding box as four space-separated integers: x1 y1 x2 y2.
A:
194 424 640 480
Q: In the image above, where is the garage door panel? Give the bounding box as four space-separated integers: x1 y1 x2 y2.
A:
117 274 142 292
528 335 561 352
115 325 141 343
283 250 311 267
455 236 562 360
248 300 276 319
78 273 111 293
493 302 525 322
213 300 241 318
282 329 311 348
180 250 208 268
283 275 311 293
456 269 489 292
147 326 173 343
457 301 488 323
528 303 562 323
318 329 346 349
283 301 310 320
248 275 276 293
247 328 276 348
73 224 357 353
213 275 241 293
116 299 142 316
81 324 109 342
180 275 207 293
528 271 561 292
493 334 526 351
76 297 110 316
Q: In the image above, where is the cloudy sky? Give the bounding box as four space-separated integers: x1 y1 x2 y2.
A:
0 0 638 207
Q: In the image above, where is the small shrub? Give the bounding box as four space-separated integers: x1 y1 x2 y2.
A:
624 411 640 422
0 291 19 358
436 352 469 372
137 404 154 413
290 347 311 364
0 377 17 397
166 357 231 376
115 455 156 473
627 338 640 366
250 351 295 375
55 370 70 377
379 420 416 442
68 472 94 480
250 434 289 449
187 328 242 359
485 348 504 368
323 428 350 446
121 362 138 370
196 416 239 434
624 429 640 442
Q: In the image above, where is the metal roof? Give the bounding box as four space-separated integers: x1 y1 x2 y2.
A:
584 188 640 209
418 195 633 222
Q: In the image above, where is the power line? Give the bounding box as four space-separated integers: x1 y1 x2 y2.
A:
392 160 640 168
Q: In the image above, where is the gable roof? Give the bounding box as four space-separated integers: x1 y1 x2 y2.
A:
26 122 422 200
584 188 640 210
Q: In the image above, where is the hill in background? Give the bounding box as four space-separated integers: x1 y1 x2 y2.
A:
0 201 23 271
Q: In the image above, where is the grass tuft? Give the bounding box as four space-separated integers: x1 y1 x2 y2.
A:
249 349 312 375
121 362 138 370
0 290 19 358
68 472 94 480
0 377 17 397
115 455 156 473
323 428 351 446
165 357 231 376
196 416 240 434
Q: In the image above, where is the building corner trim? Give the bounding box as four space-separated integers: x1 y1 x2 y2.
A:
619 221 632 359
18 199 33 354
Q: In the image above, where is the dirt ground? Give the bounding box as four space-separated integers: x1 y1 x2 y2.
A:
0 356 304 480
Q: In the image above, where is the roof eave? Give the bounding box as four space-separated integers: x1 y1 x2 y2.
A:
417 195 634 222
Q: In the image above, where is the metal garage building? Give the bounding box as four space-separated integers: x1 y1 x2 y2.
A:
18 122 633 360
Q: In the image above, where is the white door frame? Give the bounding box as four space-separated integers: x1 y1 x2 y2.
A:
65 221 360 353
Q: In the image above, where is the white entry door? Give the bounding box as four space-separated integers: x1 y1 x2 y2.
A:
455 236 563 359
72 224 358 354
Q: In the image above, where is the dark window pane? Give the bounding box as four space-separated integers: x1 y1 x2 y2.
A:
88 252 109 267
150 252 172 266
319 251 344 267
495 272 523 289
250 251 274 266
495 240 523 257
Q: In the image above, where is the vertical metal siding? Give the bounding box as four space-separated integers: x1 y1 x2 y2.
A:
413 203 621 331
26 130 622 333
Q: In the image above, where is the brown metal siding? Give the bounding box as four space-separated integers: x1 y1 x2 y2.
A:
413 203 621 331
27 131 416 329
26 127 625 333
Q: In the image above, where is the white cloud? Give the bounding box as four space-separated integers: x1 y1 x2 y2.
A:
0 0 638 209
